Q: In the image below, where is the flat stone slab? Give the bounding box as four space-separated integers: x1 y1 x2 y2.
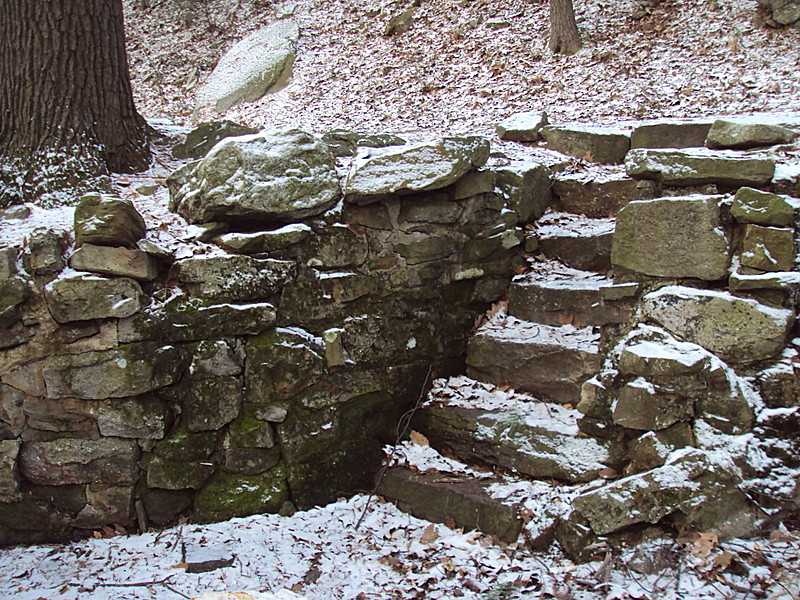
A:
641 285 794 363
508 263 631 327
625 148 775 187
532 212 615 273
612 195 730 281
69 243 158 281
466 316 601 405
344 137 490 203
543 124 631 165
197 20 299 112
417 385 613 482
731 187 798 227
706 119 798 150
553 168 659 218
630 118 714 149
378 467 523 543
213 223 312 254
494 161 552 223
44 272 144 324
496 111 549 142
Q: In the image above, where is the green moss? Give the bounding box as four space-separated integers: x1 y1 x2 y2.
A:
152 430 218 461
194 463 289 522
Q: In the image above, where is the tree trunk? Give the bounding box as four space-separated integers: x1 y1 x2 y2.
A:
0 0 150 205
549 0 583 55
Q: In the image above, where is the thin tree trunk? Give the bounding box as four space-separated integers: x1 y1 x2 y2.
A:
549 0 583 55
0 0 150 204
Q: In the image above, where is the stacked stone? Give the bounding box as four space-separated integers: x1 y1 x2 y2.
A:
0 128 526 543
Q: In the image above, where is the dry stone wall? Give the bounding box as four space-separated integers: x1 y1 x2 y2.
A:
0 131 526 544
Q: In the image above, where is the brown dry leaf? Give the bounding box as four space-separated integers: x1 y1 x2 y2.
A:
92 531 103 539
170 562 189 570
558 312 575 325
420 523 439 544
712 550 735 570
691 532 719 558
519 507 534 524
598 467 619 480
770 527 797 543
445 515 457 530
409 430 429 447
290 582 305 593
101 525 117 538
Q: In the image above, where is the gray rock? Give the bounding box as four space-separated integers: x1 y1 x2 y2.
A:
0 384 26 438
213 223 312 254
4 342 187 399
147 455 215 490
467 319 601 405
194 466 288 522
189 340 242 378
69 243 158 281
92 395 167 439
641 285 793 363
494 161 552 223
0 276 29 328
508 268 631 327
174 254 296 303
739 225 795 272
19 438 139 485
44 272 144 323
172 121 258 159
496 111 549 142
630 119 713 149
542 124 631 164
612 378 694 431
181 376 242 432
731 187 797 227
772 163 800 197
24 228 68 275
418 400 613 482
171 130 341 225
553 171 659 218
197 20 299 112
344 137 490 203
625 148 775 187
706 119 798 150
72 484 133 530
0 440 20 502
612 195 730 280
573 449 757 538
533 213 614 272
384 7 415 35
74 193 147 248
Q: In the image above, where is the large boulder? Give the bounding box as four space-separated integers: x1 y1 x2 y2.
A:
625 148 775 187
612 195 730 281
542 124 631 164
170 130 341 225
343 137 490 203
196 20 299 112
552 171 658 218
630 118 713 149
641 285 794 363
496 111 548 142
69 243 158 281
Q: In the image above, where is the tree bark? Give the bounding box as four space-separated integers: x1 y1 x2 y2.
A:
549 0 583 55
0 0 150 205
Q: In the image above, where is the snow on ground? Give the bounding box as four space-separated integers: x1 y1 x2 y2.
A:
1 480 799 599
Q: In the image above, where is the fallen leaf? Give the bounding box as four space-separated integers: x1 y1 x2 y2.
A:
558 312 574 325
598 467 619 479
420 524 439 544
170 562 189 570
409 430 429 447
712 550 735 570
691 532 719 558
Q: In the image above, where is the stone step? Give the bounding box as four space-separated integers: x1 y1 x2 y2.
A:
541 124 631 165
508 260 636 327
414 377 615 483
528 212 614 273
466 315 601 405
553 167 660 218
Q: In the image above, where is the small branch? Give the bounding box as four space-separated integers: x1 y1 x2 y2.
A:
96 575 191 599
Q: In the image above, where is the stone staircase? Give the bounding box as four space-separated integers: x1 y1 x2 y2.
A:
377 114 800 561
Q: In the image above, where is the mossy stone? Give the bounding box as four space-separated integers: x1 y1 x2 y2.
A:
74 193 146 248
194 464 289 523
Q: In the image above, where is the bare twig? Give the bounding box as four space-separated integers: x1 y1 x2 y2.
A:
96 575 191 599
354 364 433 531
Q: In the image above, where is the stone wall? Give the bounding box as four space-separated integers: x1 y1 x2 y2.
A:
0 132 526 544
758 0 800 28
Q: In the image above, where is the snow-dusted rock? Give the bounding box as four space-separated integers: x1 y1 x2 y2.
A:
44 272 144 323
641 285 794 363
197 20 299 112
706 119 798 149
170 130 341 225
625 148 775 187
74 193 147 249
731 186 798 227
740 224 795 272
532 212 614 272
552 170 658 218
172 120 258 159
19 438 139 485
496 110 549 142
612 194 730 280
494 161 552 223
630 118 713 149
542 124 631 164
69 243 158 281
343 137 490 203
213 223 312 254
